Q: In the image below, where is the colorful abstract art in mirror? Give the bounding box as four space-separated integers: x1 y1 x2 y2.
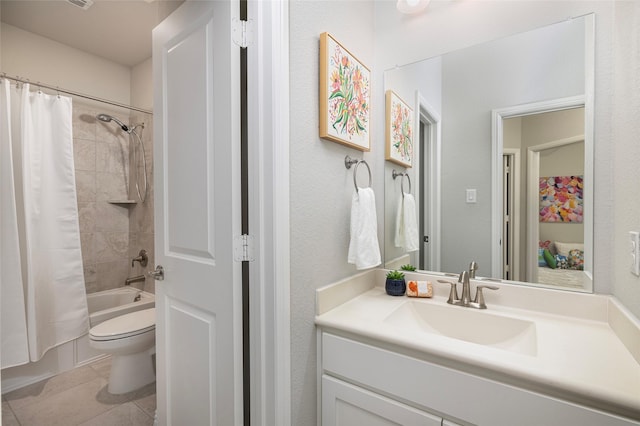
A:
539 176 583 223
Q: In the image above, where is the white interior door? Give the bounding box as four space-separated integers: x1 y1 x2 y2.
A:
152 1 242 425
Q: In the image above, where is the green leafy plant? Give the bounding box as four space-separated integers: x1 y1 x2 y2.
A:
400 264 416 271
386 270 405 280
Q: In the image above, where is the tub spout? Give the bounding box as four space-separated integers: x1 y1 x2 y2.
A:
125 275 146 286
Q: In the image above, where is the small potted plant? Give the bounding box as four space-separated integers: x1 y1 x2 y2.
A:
400 264 416 272
385 270 406 296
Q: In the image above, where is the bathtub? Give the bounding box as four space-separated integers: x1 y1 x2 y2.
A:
1 287 155 393
87 287 155 327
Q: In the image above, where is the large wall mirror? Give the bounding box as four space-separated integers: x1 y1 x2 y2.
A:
383 14 594 293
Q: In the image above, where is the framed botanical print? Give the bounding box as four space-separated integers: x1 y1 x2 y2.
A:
319 32 371 151
385 90 414 168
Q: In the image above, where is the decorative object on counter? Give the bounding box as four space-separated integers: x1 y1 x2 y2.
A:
385 270 406 296
347 157 381 269
385 90 413 167
400 264 416 271
319 32 371 151
406 280 433 298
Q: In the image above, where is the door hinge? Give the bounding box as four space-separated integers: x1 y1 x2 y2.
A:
232 18 254 48
234 234 255 262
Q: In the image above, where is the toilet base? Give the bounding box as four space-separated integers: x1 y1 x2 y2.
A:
107 349 156 394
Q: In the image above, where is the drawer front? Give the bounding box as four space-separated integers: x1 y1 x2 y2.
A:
322 375 441 426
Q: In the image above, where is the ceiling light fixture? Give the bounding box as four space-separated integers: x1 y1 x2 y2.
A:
396 0 430 14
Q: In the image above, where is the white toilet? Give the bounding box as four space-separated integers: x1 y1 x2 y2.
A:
89 308 156 394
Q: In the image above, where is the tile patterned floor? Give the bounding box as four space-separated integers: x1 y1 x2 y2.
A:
2 357 156 426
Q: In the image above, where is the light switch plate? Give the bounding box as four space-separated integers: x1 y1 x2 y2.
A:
630 231 640 276
466 189 477 204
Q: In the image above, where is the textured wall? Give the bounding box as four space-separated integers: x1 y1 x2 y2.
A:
612 1 640 318
289 1 376 424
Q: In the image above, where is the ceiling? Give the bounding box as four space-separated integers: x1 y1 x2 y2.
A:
0 0 184 67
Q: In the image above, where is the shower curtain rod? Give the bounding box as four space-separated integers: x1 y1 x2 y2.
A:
1 73 153 115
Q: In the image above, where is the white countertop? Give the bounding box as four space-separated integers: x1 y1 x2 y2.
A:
315 269 640 421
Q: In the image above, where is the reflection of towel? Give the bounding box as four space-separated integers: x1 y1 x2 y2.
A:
348 187 381 270
395 193 419 252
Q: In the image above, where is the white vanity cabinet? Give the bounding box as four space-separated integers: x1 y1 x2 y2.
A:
318 331 640 426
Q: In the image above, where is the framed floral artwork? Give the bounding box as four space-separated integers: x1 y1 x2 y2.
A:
539 175 584 222
385 90 414 168
319 32 371 151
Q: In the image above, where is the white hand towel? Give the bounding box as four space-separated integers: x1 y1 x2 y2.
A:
403 193 419 252
348 187 381 270
394 194 405 249
395 193 419 252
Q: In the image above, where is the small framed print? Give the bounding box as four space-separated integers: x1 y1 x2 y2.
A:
385 90 414 168
319 32 371 151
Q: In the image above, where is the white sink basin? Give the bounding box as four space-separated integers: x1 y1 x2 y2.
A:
384 301 538 356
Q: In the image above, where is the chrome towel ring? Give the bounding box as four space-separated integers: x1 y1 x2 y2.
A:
392 169 412 197
345 155 372 192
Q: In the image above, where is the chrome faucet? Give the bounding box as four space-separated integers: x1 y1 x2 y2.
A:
437 267 499 309
125 275 146 286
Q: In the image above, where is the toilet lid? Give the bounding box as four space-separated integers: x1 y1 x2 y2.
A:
90 308 155 341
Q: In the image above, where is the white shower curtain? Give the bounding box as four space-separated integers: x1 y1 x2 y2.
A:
1 80 89 368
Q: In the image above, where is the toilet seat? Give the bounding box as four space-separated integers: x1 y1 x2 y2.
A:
90 308 155 341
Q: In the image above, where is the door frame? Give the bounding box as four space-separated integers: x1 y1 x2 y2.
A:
414 92 441 272
247 1 291 425
490 96 590 282
526 135 585 283
502 149 521 281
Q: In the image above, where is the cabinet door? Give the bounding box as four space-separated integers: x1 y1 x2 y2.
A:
322 375 441 426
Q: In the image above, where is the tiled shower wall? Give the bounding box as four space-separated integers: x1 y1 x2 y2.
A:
129 112 155 294
72 102 155 294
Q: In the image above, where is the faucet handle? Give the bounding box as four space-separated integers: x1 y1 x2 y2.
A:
132 249 148 268
469 261 478 279
473 285 499 309
437 280 459 304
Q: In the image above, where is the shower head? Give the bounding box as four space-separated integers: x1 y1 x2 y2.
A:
96 113 130 132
